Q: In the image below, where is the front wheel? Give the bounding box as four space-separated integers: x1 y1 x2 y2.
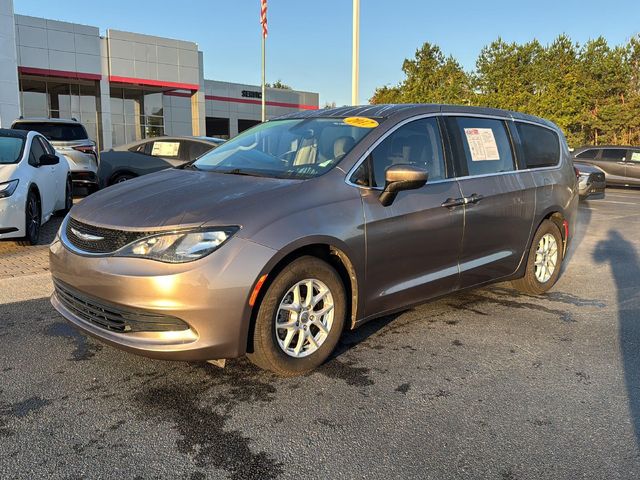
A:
512 219 564 295
56 176 73 215
247 256 347 376
19 191 41 246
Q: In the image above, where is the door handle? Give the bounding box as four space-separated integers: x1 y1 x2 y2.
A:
617 161 627 165
441 197 466 208
467 193 484 204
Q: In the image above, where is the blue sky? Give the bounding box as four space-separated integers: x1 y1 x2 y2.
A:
14 0 640 106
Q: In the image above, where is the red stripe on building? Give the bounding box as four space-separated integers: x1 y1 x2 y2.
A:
205 95 318 110
109 76 199 91
18 66 101 81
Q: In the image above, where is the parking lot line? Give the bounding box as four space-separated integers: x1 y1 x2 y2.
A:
591 199 639 205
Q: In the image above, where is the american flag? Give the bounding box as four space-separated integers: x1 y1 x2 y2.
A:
260 0 268 38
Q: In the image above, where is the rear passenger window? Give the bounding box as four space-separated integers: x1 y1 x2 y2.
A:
515 122 560 168
447 117 515 176
357 117 445 188
601 149 626 160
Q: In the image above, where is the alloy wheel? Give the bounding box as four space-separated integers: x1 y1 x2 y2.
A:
534 233 558 283
275 278 335 358
27 196 40 242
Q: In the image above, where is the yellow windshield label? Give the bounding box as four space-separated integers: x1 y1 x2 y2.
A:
344 116 379 128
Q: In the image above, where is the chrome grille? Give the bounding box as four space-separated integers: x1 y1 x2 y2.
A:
54 280 189 333
65 217 156 254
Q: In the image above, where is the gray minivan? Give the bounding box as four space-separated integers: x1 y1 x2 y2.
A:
49 105 578 376
572 145 640 186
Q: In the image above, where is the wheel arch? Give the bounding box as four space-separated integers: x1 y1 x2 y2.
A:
245 238 361 354
513 207 567 281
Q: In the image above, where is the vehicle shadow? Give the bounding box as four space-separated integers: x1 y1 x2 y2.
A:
593 230 640 447
564 201 592 265
331 311 406 358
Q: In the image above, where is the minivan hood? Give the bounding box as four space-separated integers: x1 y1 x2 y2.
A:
70 168 303 231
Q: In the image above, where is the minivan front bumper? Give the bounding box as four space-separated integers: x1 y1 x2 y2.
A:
49 235 276 361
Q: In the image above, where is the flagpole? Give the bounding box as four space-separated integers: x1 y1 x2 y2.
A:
261 34 266 122
351 0 359 106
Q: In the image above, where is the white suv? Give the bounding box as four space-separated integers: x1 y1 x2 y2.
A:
11 118 99 193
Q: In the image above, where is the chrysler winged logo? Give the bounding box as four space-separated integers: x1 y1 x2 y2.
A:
70 227 104 242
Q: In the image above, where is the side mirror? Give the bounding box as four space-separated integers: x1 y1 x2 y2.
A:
39 153 59 166
379 164 428 207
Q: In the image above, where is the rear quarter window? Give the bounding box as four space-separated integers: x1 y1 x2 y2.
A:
575 149 598 159
515 122 560 168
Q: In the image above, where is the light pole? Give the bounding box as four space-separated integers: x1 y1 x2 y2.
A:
351 0 359 106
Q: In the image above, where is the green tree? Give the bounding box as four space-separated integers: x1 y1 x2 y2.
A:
371 35 640 147
266 79 292 90
371 42 472 105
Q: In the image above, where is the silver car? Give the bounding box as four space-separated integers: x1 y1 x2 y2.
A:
12 118 99 192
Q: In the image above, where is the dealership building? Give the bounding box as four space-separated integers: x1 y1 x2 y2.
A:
0 0 319 150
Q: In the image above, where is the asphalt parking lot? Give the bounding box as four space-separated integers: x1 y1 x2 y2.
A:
1 189 640 480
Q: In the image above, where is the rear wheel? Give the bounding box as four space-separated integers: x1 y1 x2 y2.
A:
247 256 346 376
512 219 563 295
19 191 41 246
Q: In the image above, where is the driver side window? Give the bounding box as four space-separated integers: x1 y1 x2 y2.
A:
356 117 445 188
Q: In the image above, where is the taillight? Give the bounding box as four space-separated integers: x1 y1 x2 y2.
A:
573 166 580 178
72 144 98 163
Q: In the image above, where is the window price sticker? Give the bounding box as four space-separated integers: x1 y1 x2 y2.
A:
152 142 180 157
464 128 500 161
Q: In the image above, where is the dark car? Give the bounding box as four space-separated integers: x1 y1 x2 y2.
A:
98 136 224 188
573 161 606 199
50 104 578 376
572 145 640 187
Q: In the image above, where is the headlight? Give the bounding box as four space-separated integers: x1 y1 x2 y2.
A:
0 179 19 199
115 227 239 263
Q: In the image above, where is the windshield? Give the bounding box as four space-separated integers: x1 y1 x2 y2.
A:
192 118 375 179
0 136 25 164
12 122 88 141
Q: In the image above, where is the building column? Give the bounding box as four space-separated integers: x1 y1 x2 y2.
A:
0 0 20 128
98 37 112 150
191 51 206 136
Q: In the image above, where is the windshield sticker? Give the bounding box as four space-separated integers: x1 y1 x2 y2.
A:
152 141 180 157
464 128 500 161
344 117 379 128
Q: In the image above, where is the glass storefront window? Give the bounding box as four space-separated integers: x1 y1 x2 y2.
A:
144 92 163 117
110 87 166 147
18 76 101 148
20 79 48 118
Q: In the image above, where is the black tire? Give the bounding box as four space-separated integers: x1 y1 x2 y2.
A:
111 173 135 185
512 219 564 295
247 256 347 376
56 176 73 216
18 190 41 246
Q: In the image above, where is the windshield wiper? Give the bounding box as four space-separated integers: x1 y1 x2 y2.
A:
218 168 270 177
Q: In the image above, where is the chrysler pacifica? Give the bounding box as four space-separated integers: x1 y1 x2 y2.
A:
49 105 578 376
